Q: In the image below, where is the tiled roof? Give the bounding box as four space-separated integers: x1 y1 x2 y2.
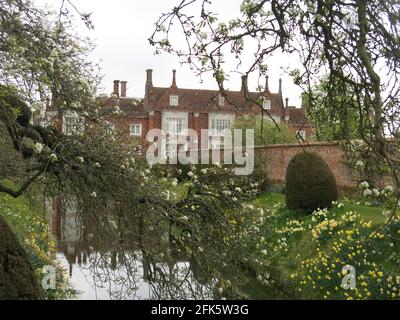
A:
147 86 286 117
287 107 312 126
97 96 147 118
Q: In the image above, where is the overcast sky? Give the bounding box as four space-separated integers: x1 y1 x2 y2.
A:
34 0 303 107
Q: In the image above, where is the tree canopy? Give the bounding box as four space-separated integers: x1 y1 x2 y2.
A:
150 0 400 203
234 115 296 145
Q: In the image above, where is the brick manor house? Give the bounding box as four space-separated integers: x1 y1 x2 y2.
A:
42 69 314 152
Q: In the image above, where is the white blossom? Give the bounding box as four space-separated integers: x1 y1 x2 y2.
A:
359 181 369 190
363 189 372 197
385 185 394 194
355 160 364 168
34 142 43 154
90 191 97 198
372 188 380 197
49 153 58 162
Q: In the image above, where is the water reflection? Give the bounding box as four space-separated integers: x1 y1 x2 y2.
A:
45 197 219 300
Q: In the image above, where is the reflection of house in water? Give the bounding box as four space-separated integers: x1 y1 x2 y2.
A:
45 197 90 276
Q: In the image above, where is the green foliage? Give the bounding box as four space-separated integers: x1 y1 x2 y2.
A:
0 214 43 299
248 155 270 193
285 152 338 213
0 191 74 299
244 193 400 299
303 77 363 141
234 115 296 146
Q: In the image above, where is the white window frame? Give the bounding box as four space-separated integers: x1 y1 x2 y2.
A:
209 113 235 135
262 99 271 110
62 111 83 136
169 95 179 107
130 123 142 136
162 111 188 135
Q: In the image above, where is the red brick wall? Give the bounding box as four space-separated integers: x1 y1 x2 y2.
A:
253 142 357 188
108 117 148 143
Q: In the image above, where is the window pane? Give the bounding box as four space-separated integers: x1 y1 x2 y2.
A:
166 117 184 133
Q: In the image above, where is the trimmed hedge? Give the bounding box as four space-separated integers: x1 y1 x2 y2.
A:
285 152 338 213
0 215 43 299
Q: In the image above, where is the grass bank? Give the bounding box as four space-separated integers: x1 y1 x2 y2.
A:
0 191 74 299
243 192 400 299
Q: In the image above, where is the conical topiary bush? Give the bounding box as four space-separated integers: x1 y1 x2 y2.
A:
285 152 338 214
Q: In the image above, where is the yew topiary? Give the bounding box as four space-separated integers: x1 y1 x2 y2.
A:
285 152 338 214
0 216 43 299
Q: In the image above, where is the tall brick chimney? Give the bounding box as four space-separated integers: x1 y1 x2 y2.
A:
113 80 120 97
146 69 153 88
264 75 270 93
172 69 177 87
241 75 248 95
285 97 289 108
278 78 282 94
145 69 153 107
121 81 127 97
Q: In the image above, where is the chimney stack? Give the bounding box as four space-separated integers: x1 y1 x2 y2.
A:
241 75 248 95
113 80 120 97
285 97 289 108
264 75 270 93
121 81 127 97
146 69 153 87
172 69 177 87
278 78 282 94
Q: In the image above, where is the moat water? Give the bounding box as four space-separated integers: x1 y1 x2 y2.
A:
46 206 230 300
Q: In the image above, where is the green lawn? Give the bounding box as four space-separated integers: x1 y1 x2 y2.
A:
242 192 394 299
252 192 386 225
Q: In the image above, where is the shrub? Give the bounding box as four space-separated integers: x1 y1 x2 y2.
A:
0 215 43 299
285 152 338 213
249 155 270 193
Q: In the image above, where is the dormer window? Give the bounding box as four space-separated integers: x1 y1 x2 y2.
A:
262 99 271 110
218 95 225 107
170 95 178 107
